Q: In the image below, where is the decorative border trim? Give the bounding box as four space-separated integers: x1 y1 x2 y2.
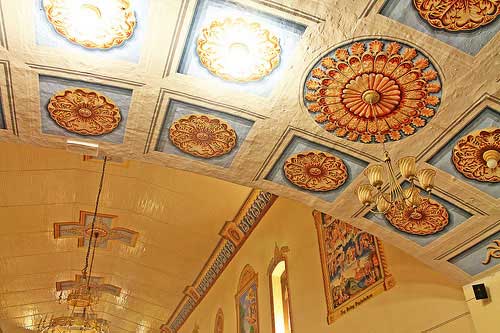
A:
235 265 259 333
313 210 394 324
267 245 294 333
161 190 277 333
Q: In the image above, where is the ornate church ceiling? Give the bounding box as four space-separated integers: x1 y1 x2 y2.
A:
0 0 498 332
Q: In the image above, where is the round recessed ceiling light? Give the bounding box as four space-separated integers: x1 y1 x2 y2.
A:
197 17 281 82
43 0 136 49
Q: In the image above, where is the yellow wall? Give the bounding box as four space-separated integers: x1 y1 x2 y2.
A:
463 269 500 333
179 198 475 333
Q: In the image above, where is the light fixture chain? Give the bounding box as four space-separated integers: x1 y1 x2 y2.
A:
82 156 108 278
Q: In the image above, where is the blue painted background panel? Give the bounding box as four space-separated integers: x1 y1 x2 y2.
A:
449 230 500 276
266 136 368 202
35 0 149 63
178 0 307 96
39 75 133 144
155 99 254 168
428 108 499 198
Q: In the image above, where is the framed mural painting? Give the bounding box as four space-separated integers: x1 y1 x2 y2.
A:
313 211 395 324
236 265 259 333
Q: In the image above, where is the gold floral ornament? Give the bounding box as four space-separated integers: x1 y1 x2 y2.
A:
304 39 442 143
283 151 348 192
197 17 281 82
385 197 449 235
482 240 500 265
169 114 237 158
43 0 136 49
452 128 500 182
413 0 500 31
47 88 121 136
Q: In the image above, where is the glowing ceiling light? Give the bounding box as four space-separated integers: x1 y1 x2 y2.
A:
43 0 136 49
197 17 281 82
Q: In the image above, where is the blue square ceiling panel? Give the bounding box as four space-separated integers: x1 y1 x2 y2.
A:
178 0 307 96
35 0 149 63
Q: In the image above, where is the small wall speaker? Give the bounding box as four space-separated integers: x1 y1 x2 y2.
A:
472 283 488 300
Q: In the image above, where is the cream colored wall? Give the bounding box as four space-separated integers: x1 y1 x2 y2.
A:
463 269 500 333
179 198 475 333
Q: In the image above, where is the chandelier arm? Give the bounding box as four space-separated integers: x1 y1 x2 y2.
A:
82 156 108 277
367 205 391 215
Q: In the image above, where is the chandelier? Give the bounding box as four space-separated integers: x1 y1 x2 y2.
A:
38 157 110 333
355 98 436 215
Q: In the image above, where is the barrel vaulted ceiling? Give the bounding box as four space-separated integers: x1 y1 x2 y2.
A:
0 0 499 332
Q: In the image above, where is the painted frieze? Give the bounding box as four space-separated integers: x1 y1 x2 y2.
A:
303 38 442 143
313 211 394 323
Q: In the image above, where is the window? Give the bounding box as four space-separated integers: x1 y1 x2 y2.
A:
269 246 292 333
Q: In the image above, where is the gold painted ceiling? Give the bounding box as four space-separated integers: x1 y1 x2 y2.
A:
0 0 499 332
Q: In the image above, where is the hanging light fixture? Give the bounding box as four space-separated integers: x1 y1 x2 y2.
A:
355 100 437 215
38 157 110 333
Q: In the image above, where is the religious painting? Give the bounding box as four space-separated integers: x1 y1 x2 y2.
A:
236 265 259 333
313 211 394 323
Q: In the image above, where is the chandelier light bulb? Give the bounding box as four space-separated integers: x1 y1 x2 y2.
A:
416 169 436 192
364 164 384 188
483 149 500 169
404 187 422 208
376 194 391 213
398 156 417 180
357 184 374 206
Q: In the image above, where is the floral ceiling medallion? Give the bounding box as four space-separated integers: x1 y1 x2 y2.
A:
452 128 500 182
47 88 121 136
283 151 348 192
197 17 281 82
303 39 442 143
413 0 500 31
43 0 136 49
385 197 449 235
169 114 237 158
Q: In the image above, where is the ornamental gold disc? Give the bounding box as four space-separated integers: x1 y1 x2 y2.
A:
452 128 500 182
303 39 442 143
283 151 348 192
413 0 500 31
47 88 121 136
385 198 449 235
169 114 237 158
43 0 136 49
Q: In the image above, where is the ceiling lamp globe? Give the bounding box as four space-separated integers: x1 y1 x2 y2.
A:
43 0 136 49
197 17 281 82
